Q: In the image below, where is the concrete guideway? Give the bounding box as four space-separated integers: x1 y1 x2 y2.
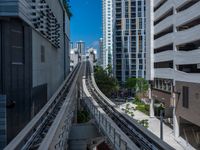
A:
83 61 175 150
82 77 139 150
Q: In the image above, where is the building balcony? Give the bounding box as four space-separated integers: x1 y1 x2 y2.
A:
154 68 200 83
154 50 173 63
154 15 173 35
175 49 200 65
175 1 200 27
174 0 188 9
154 0 173 22
154 49 200 65
175 24 200 45
154 33 173 49
154 0 163 8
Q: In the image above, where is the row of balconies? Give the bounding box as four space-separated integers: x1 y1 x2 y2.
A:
154 1 200 35
154 68 200 83
154 24 200 49
154 49 200 65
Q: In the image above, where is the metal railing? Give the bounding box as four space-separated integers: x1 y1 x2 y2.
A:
85 61 175 150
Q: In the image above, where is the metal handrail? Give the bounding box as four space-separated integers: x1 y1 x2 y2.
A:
88 61 174 150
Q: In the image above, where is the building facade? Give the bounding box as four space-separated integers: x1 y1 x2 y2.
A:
146 0 200 148
98 38 104 67
0 0 70 148
70 48 80 71
76 40 85 55
87 48 97 66
102 0 113 69
113 0 146 83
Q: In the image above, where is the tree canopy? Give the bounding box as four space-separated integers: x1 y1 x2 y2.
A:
94 66 119 97
125 77 148 97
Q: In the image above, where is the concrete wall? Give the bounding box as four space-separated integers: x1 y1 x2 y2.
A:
176 81 200 127
0 18 32 143
152 89 171 107
32 0 68 99
146 0 154 81
0 0 70 146
32 29 64 99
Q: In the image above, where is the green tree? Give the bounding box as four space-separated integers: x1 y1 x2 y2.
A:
137 78 149 96
125 78 137 90
125 77 148 98
94 66 119 97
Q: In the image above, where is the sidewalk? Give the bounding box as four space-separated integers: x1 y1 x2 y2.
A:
120 102 195 150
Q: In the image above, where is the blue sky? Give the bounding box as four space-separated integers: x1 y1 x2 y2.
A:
70 0 102 49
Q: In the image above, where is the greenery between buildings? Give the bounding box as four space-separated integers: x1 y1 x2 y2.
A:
122 105 135 117
94 65 119 97
138 119 149 128
132 97 150 115
125 77 149 99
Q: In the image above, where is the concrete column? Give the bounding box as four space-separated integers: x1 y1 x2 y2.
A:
172 92 179 138
149 86 155 118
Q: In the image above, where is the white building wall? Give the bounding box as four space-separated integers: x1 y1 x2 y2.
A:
151 0 200 84
102 0 113 69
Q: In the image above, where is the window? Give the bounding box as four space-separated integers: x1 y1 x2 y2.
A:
41 45 45 63
0 95 6 149
182 86 189 108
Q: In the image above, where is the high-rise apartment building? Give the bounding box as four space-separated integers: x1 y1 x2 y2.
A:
0 0 70 148
98 38 104 67
77 40 85 55
102 0 113 69
147 0 200 148
113 0 146 83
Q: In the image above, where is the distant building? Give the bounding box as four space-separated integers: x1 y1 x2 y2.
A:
70 42 74 49
76 41 85 55
102 0 113 69
70 48 80 71
113 0 146 83
98 38 103 67
0 0 70 148
87 48 97 66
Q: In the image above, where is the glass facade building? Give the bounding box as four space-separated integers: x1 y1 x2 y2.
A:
113 0 146 83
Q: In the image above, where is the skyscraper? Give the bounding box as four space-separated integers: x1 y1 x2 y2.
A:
76 41 85 55
102 0 113 69
113 0 146 83
98 38 104 67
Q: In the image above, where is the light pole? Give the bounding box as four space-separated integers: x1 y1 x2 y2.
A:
160 109 164 140
149 81 155 118
172 86 180 138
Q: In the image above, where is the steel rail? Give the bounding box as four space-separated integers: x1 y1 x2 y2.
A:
85 61 174 150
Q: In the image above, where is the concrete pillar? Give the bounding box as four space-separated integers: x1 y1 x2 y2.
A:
149 86 155 118
172 92 179 138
